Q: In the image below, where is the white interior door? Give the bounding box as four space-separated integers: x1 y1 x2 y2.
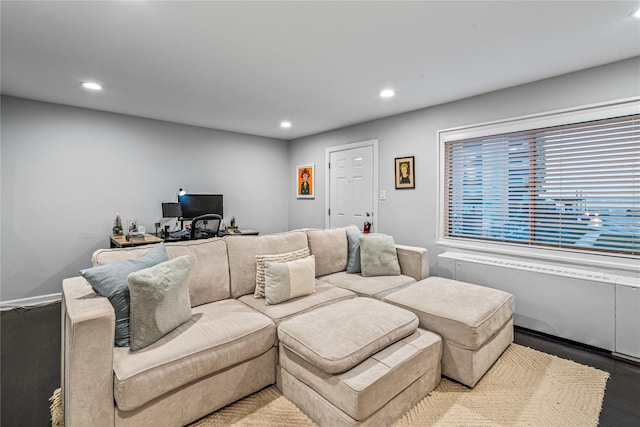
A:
329 145 374 230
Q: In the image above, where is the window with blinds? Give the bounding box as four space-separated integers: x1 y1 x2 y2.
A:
444 113 639 256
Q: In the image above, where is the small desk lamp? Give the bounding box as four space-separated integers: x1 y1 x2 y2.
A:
177 188 186 200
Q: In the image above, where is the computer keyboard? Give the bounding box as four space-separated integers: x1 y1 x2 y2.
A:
169 230 190 238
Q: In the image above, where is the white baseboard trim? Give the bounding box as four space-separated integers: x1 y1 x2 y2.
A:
0 293 62 311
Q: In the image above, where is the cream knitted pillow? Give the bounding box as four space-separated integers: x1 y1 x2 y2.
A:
254 247 310 298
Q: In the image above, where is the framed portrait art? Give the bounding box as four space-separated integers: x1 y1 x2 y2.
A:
296 164 314 199
395 156 415 189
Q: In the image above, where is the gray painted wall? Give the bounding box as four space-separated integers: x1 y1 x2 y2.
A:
288 57 640 273
1 97 290 301
2 57 638 302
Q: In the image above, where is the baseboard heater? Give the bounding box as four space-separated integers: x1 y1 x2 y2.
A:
439 252 635 286
437 252 640 361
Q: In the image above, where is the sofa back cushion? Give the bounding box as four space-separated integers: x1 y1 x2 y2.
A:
307 225 359 277
92 245 156 266
225 231 308 298
164 239 230 306
92 239 230 307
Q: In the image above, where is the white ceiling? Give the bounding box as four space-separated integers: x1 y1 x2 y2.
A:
2 1 639 140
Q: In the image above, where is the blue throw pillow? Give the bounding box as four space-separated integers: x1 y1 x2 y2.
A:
80 243 169 346
346 230 363 273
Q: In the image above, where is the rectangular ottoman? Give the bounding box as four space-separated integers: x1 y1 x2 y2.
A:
383 277 514 388
277 297 442 427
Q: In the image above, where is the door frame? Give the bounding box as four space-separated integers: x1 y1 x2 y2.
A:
325 139 379 230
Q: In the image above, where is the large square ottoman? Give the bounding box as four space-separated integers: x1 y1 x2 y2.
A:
383 277 514 388
277 297 442 427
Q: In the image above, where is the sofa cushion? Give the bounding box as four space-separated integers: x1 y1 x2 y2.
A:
112 299 276 411
128 256 192 351
279 328 442 421
225 231 309 298
319 271 416 299
82 242 169 346
255 247 310 298
307 226 358 277
265 256 316 305
91 239 231 308
164 239 231 306
395 244 430 281
383 277 514 351
278 297 419 374
359 234 401 277
91 244 165 267
238 282 356 326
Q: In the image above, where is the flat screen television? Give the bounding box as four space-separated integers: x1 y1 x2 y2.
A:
178 194 223 220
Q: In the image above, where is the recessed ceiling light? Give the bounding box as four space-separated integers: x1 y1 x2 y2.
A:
82 82 102 90
380 89 395 98
280 121 292 128
634 8 640 18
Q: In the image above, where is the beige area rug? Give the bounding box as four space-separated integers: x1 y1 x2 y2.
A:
190 344 609 427
50 344 609 427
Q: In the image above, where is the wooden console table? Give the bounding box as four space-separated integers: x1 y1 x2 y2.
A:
110 234 164 248
224 229 259 236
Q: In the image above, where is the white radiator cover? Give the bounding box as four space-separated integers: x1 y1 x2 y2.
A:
437 252 640 360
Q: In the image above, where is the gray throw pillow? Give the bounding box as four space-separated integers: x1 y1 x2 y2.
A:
127 255 192 351
80 243 169 346
359 235 401 277
264 255 316 305
346 231 381 273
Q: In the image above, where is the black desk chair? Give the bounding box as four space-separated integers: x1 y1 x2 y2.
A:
190 214 222 240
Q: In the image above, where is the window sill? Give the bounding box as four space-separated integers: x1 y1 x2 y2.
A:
436 237 640 276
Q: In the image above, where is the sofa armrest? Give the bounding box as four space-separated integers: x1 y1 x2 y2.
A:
395 245 429 281
62 277 115 427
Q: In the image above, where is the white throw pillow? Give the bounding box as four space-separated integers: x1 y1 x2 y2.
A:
264 255 316 305
254 248 310 298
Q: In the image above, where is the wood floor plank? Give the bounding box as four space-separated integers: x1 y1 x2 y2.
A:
1 303 639 426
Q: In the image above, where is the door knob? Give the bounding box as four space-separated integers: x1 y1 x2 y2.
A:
366 212 371 217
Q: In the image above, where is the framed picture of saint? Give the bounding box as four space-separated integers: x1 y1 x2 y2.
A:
296 164 314 199
395 156 415 189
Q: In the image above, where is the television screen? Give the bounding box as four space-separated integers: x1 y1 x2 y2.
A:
178 194 223 220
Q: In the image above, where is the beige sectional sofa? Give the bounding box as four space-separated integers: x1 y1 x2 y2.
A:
61 225 513 426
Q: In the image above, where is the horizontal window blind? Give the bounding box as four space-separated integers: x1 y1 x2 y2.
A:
444 113 639 256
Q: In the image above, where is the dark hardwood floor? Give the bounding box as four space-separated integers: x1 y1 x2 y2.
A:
1 302 639 426
1 301 61 427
